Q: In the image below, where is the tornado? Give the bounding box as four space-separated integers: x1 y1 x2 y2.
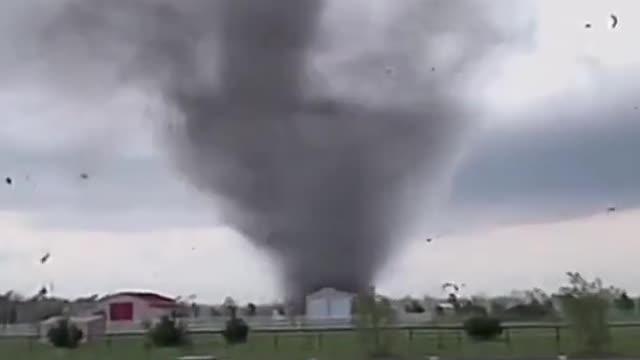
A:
37 0 514 302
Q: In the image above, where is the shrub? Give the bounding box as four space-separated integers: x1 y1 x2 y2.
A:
47 319 83 348
149 316 190 347
404 300 425 313
222 318 250 344
463 316 503 341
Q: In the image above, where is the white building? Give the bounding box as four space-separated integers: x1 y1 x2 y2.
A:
305 288 354 320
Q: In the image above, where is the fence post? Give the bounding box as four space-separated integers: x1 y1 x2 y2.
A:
273 334 279 351
555 326 561 353
408 329 414 353
307 332 314 350
504 328 512 351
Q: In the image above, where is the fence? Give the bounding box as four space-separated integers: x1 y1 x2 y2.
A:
4 321 640 355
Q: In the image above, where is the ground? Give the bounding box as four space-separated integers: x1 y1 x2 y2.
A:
3 326 640 360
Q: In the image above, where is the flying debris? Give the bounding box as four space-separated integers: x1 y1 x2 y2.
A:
40 252 51 264
5 177 12 185
431 67 436 72
442 282 460 292
607 206 616 213
80 173 89 180
37 286 48 298
585 23 592 29
610 14 619 29
426 238 433 243
385 67 394 75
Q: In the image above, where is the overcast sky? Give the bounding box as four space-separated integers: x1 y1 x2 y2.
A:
1 0 640 303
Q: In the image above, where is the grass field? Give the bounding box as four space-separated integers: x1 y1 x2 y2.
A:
2 326 640 360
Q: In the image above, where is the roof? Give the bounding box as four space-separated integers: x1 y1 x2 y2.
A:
306 287 355 300
100 292 178 307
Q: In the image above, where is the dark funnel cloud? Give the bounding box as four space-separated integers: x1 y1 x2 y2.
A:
34 0 517 297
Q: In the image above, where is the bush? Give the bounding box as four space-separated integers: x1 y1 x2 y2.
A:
404 300 425 313
464 316 503 341
223 318 249 345
149 316 190 347
47 319 83 348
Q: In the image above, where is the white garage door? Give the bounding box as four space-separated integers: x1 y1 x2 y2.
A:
328 297 350 318
306 298 328 319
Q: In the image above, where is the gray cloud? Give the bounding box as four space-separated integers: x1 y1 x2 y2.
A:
0 129 216 232
447 86 640 230
0 0 638 240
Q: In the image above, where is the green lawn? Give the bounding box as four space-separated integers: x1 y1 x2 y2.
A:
2 326 640 360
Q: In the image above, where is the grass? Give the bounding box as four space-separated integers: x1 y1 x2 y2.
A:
2 326 640 360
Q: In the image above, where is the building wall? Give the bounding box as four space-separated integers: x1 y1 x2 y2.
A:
305 288 353 319
96 295 164 326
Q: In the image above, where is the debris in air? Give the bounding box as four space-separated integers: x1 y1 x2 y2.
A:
80 173 89 180
585 23 592 29
40 252 51 264
36 286 47 298
610 14 618 29
607 206 616 213
5 177 12 185
442 282 460 292
426 238 433 243
385 67 394 75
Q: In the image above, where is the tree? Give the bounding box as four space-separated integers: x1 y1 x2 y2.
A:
246 303 257 316
614 292 635 312
223 297 237 318
559 272 612 355
354 289 396 358
221 298 249 344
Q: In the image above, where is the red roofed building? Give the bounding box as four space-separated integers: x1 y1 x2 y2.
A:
96 292 179 326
